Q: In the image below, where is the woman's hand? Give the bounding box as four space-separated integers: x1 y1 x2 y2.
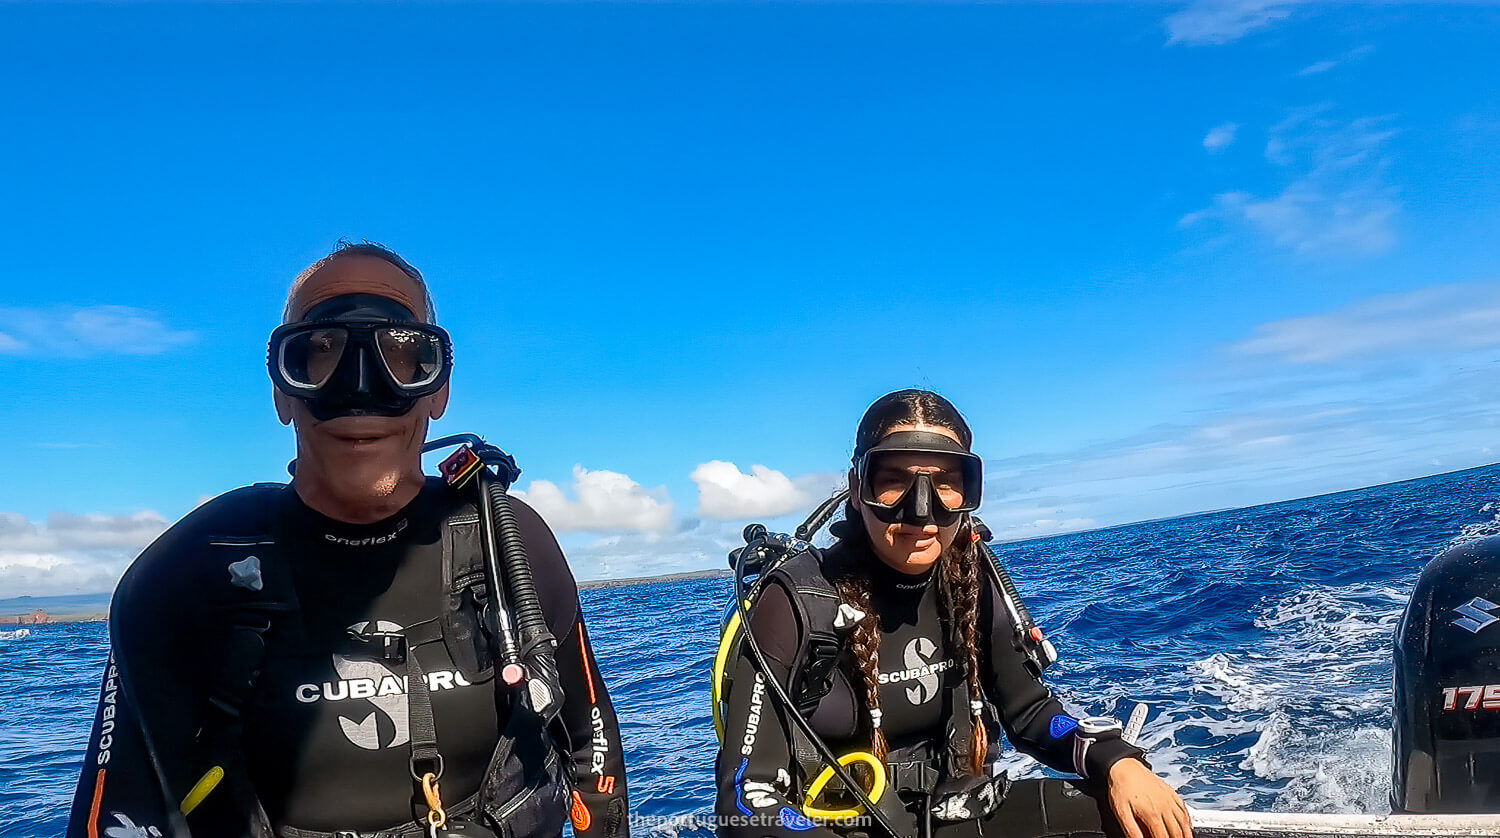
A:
1105 758 1192 838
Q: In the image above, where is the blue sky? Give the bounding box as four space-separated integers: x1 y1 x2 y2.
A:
2 1 1499 596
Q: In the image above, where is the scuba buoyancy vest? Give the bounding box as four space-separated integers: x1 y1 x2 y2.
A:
74 445 572 838
760 550 999 799
713 501 1056 834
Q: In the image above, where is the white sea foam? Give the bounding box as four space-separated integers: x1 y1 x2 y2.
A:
1270 727 1391 813
638 813 714 838
992 575 1404 812
1447 500 1500 548
1193 653 1281 712
1239 711 1292 778
0 628 31 641
1159 580 1406 812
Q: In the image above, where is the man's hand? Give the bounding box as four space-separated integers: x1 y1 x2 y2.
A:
1105 758 1192 838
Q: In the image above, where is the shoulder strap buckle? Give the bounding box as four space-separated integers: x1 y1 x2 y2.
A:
794 633 843 715
344 629 408 664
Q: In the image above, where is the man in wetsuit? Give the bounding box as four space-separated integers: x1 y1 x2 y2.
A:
66 243 629 838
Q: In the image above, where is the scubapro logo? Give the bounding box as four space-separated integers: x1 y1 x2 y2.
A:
294 620 476 751
877 637 952 705
741 672 767 757
103 813 161 838
1452 597 1500 634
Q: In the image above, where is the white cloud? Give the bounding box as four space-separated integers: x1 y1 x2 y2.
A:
513 465 673 534
563 519 743 582
981 504 1099 543
1228 283 1500 364
691 461 839 520
979 282 1500 537
1298 44 1374 77
1165 0 1299 46
0 305 195 357
1203 122 1239 151
1182 109 1399 256
0 510 167 598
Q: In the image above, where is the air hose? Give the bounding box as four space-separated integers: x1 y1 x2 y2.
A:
482 470 552 650
972 517 1055 675
425 433 563 720
794 489 850 542
731 538 908 838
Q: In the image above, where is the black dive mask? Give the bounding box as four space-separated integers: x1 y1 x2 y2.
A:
855 431 982 527
268 294 453 421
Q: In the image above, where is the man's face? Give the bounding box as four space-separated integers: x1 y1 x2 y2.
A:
274 255 449 498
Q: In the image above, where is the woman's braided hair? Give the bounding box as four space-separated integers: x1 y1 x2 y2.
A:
831 389 989 776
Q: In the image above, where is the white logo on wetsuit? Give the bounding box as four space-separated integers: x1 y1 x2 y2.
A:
95 657 120 765
103 812 162 838
741 672 768 757
322 518 408 547
292 620 477 751
877 636 952 705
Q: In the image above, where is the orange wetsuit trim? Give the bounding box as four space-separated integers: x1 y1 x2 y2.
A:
87 769 106 838
577 623 598 704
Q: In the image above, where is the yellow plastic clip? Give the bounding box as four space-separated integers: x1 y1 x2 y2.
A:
179 765 225 815
422 772 447 836
802 752 887 822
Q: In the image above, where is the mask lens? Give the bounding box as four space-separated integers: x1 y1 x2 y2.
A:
871 465 916 507
930 470 967 511
280 327 348 389
866 454 969 510
375 327 443 388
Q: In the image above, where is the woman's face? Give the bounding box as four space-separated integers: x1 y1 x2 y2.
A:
856 423 968 575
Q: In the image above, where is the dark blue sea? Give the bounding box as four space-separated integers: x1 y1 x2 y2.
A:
5 464 1500 838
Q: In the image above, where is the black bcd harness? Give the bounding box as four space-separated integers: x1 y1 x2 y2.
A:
183 441 571 838
757 550 1010 830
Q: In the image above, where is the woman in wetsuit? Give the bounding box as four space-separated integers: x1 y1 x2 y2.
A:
715 389 1191 838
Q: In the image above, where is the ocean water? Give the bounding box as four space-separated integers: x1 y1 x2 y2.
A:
5 464 1500 838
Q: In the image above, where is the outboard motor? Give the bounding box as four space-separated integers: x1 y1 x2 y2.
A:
1393 534 1500 812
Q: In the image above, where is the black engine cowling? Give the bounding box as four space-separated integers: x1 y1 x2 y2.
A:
1393 534 1500 812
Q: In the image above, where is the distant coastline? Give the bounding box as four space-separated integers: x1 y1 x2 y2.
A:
2 569 733 625
579 567 731 590
0 593 112 625
0 608 108 625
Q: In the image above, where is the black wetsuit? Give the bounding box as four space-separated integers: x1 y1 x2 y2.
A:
715 539 1142 838
66 477 628 838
